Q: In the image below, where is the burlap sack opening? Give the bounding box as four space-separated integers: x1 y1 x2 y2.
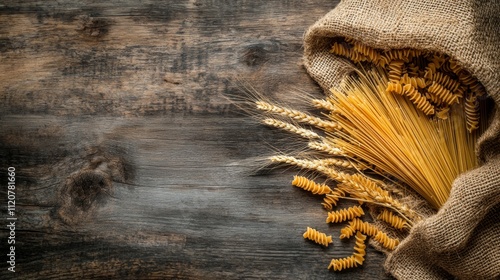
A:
302 0 500 279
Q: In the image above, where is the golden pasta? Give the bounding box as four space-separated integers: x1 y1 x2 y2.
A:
373 231 400 250
330 42 351 58
382 49 411 63
328 232 367 271
426 72 461 92
321 189 346 210
386 81 404 95
348 218 380 237
255 36 489 272
464 92 480 133
448 59 463 75
388 60 404 82
339 224 357 239
377 209 409 230
400 73 427 89
303 227 333 247
424 62 438 77
326 205 365 223
292 175 332 195
403 84 436 115
353 41 381 64
427 82 460 105
326 38 486 132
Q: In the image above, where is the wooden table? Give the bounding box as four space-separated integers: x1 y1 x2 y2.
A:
0 1 391 278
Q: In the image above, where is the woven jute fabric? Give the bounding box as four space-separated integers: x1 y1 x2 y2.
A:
303 0 500 279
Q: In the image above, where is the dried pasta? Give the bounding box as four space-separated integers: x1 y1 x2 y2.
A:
400 73 426 89
255 37 488 272
426 72 461 92
303 227 333 247
377 209 409 230
465 92 480 133
326 205 365 223
403 84 435 115
330 42 351 58
328 232 367 271
339 224 357 239
386 81 404 95
373 231 400 250
382 49 412 63
388 60 404 82
449 59 463 75
292 176 332 195
348 218 380 237
321 189 345 210
327 38 487 133
353 41 381 64
427 82 460 105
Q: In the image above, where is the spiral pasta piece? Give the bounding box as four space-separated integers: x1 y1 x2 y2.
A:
388 60 404 82
400 73 427 89
339 224 357 239
303 227 333 247
330 42 351 58
468 80 487 97
449 59 463 75
454 85 467 98
328 232 367 271
353 41 381 64
321 189 346 210
377 209 409 230
426 72 461 92
427 81 460 105
407 63 421 77
349 49 367 64
292 176 332 195
440 60 453 73
459 72 486 96
431 53 446 69
326 205 365 223
383 49 411 63
373 231 400 250
425 91 443 106
386 81 404 95
458 71 476 86
348 218 379 237
424 62 438 78
465 92 480 133
403 84 435 115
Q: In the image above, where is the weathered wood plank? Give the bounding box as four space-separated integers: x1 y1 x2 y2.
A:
0 1 393 279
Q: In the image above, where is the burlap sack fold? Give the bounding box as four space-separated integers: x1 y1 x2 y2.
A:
302 0 500 279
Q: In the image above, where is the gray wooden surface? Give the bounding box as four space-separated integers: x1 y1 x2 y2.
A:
0 1 391 279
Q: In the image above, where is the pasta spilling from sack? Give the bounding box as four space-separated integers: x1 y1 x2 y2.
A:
253 37 488 271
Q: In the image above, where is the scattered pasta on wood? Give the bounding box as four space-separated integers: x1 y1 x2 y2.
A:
326 205 364 223
292 176 332 195
252 36 489 271
328 232 367 271
303 227 333 247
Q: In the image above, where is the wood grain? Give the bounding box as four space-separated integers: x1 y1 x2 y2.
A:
0 1 392 279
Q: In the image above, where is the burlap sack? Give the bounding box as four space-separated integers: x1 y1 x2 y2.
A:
302 0 500 279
